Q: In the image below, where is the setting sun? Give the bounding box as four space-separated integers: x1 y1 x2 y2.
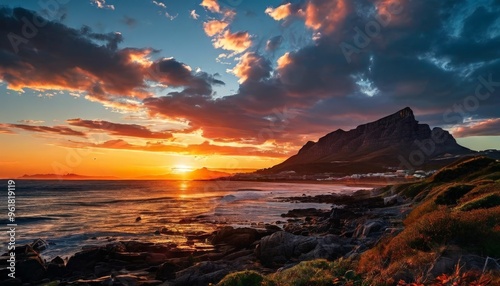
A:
171 164 193 174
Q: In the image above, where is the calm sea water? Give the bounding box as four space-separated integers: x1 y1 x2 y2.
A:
0 180 363 260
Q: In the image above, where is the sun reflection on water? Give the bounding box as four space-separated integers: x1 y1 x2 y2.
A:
178 181 189 198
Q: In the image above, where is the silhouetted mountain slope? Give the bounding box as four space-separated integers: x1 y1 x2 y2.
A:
265 107 474 174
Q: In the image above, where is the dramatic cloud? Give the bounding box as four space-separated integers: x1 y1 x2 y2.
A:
203 20 229 36
200 0 220 13
2 123 86 137
3 1 500 151
213 31 252 53
453 119 500 138
150 57 224 96
0 8 222 107
67 119 174 139
232 53 272 83
265 0 350 34
69 139 289 157
303 0 349 33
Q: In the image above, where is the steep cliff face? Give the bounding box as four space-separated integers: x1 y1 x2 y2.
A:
268 107 472 173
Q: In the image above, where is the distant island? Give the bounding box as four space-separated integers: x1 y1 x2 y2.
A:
18 167 231 181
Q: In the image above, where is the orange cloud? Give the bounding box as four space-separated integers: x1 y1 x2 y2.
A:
200 0 220 13
277 52 292 69
375 0 409 26
265 3 293 21
203 20 229 36
213 31 252 53
232 53 271 83
302 0 348 34
68 139 289 158
452 118 500 138
266 0 349 34
2 123 86 137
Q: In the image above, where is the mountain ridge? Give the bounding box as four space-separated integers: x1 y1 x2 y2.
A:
263 107 478 175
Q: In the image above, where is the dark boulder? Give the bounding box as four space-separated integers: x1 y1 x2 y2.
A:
209 227 259 249
255 231 346 267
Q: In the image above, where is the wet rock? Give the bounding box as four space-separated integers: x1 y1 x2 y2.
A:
171 261 230 286
51 256 65 265
255 231 346 267
0 279 22 286
31 238 49 252
353 219 387 239
281 208 329 218
156 261 177 280
47 260 66 278
66 247 110 273
264 224 282 233
209 227 259 249
17 257 47 283
94 262 112 277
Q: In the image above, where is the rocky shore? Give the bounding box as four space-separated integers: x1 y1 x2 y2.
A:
4 156 500 286
0 188 409 286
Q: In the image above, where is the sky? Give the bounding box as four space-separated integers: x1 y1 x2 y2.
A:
0 0 499 178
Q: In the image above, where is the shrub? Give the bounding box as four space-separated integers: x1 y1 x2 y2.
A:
432 157 494 183
270 259 363 286
434 185 474 205
459 194 500 211
217 270 268 286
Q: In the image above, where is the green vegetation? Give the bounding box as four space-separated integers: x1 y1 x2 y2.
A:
217 259 364 286
217 270 268 286
270 259 363 286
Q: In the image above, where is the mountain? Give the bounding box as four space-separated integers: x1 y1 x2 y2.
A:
188 167 231 180
264 107 477 175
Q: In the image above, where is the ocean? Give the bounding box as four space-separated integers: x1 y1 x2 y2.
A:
0 180 363 260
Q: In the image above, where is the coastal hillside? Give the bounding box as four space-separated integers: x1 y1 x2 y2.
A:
264 107 475 175
218 156 500 285
358 156 500 284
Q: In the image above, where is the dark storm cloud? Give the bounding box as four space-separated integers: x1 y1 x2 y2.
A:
2 1 500 146
0 7 222 104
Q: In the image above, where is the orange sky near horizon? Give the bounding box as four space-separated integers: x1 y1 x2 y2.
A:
0 133 282 179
